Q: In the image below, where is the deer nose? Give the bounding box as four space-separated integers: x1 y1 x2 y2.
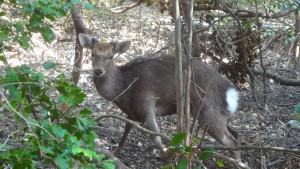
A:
94 68 104 77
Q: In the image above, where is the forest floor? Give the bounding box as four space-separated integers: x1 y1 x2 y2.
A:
2 2 300 169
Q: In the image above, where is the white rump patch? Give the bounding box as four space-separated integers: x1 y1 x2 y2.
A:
226 88 239 115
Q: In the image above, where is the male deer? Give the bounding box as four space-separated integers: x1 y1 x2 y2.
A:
78 33 241 160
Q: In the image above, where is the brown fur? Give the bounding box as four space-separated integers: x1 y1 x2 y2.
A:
78 33 241 160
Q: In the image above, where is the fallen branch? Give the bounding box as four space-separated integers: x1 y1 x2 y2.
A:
96 114 172 142
202 145 300 154
253 69 300 86
95 148 129 169
96 114 300 152
212 153 250 169
194 3 297 19
110 0 142 14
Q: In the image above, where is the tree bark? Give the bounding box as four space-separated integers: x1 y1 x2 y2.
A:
294 11 300 65
174 0 184 133
71 5 86 85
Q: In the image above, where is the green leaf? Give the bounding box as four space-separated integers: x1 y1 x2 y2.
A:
176 159 189 169
171 132 186 146
84 3 94 10
6 69 18 82
79 108 93 117
193 166 201 169
101 161 115 169
52 126 67 138
0 12 6 16
162 164 172 169
94 154 105 162
42 61 56 70
71 145 83 155
82 149 94 161
183 145 192 152
55 155 69 169
216 160 225 167
7 86 22 100
0 29 9 42
23 104 34 115
40 146 55 155
0 55 7 64
20 37 30 48
295 104 300 113
198 148 214 161
41 26 55 42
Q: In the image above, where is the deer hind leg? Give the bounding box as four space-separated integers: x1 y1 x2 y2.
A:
143 113 167 152
113 122 132 154
204 115 241 161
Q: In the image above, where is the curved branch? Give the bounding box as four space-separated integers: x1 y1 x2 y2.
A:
95 148 129 169
96 114 172 142
253 69 300 86
110 0 142 14
194 3 297 19
218 0 258 103
212 153 250 169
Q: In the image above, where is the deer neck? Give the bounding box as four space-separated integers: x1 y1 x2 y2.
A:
93 63 125 101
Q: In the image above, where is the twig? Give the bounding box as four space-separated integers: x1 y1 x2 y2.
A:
95 148 130 169
0 90 55 139
201 145 300 154
267 159 287 167
197 124 208 149
96 114 171 142
0 130 19 150
110 77 139 102
110 0 142 14
212 153 250 169
218 0 258 104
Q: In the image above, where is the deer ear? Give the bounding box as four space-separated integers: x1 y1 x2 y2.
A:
78 33 93 49
115 41 131 53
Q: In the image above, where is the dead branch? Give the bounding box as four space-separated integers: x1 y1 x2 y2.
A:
212 153 250 169
202 145 300 154
110 0 142 14
194 3 297 19
95 148 130 169
253 69 300 86
218 0 258 103
96 114 172 142
261 33 283 52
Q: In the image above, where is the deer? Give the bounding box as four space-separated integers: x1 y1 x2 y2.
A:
78 33 241 161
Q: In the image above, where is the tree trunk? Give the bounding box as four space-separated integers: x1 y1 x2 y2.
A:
294 11 300 65
71 5 86 85
174 0 184 134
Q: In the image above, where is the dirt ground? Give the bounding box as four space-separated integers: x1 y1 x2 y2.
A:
2 2 300 169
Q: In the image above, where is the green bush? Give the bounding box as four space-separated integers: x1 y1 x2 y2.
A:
0 63 114 169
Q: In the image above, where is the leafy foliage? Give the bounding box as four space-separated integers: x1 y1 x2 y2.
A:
0 63 115 169
0 0 79 49
0 0 115 168
163 133 215 169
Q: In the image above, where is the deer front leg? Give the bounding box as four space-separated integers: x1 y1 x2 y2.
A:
113 122 132 154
